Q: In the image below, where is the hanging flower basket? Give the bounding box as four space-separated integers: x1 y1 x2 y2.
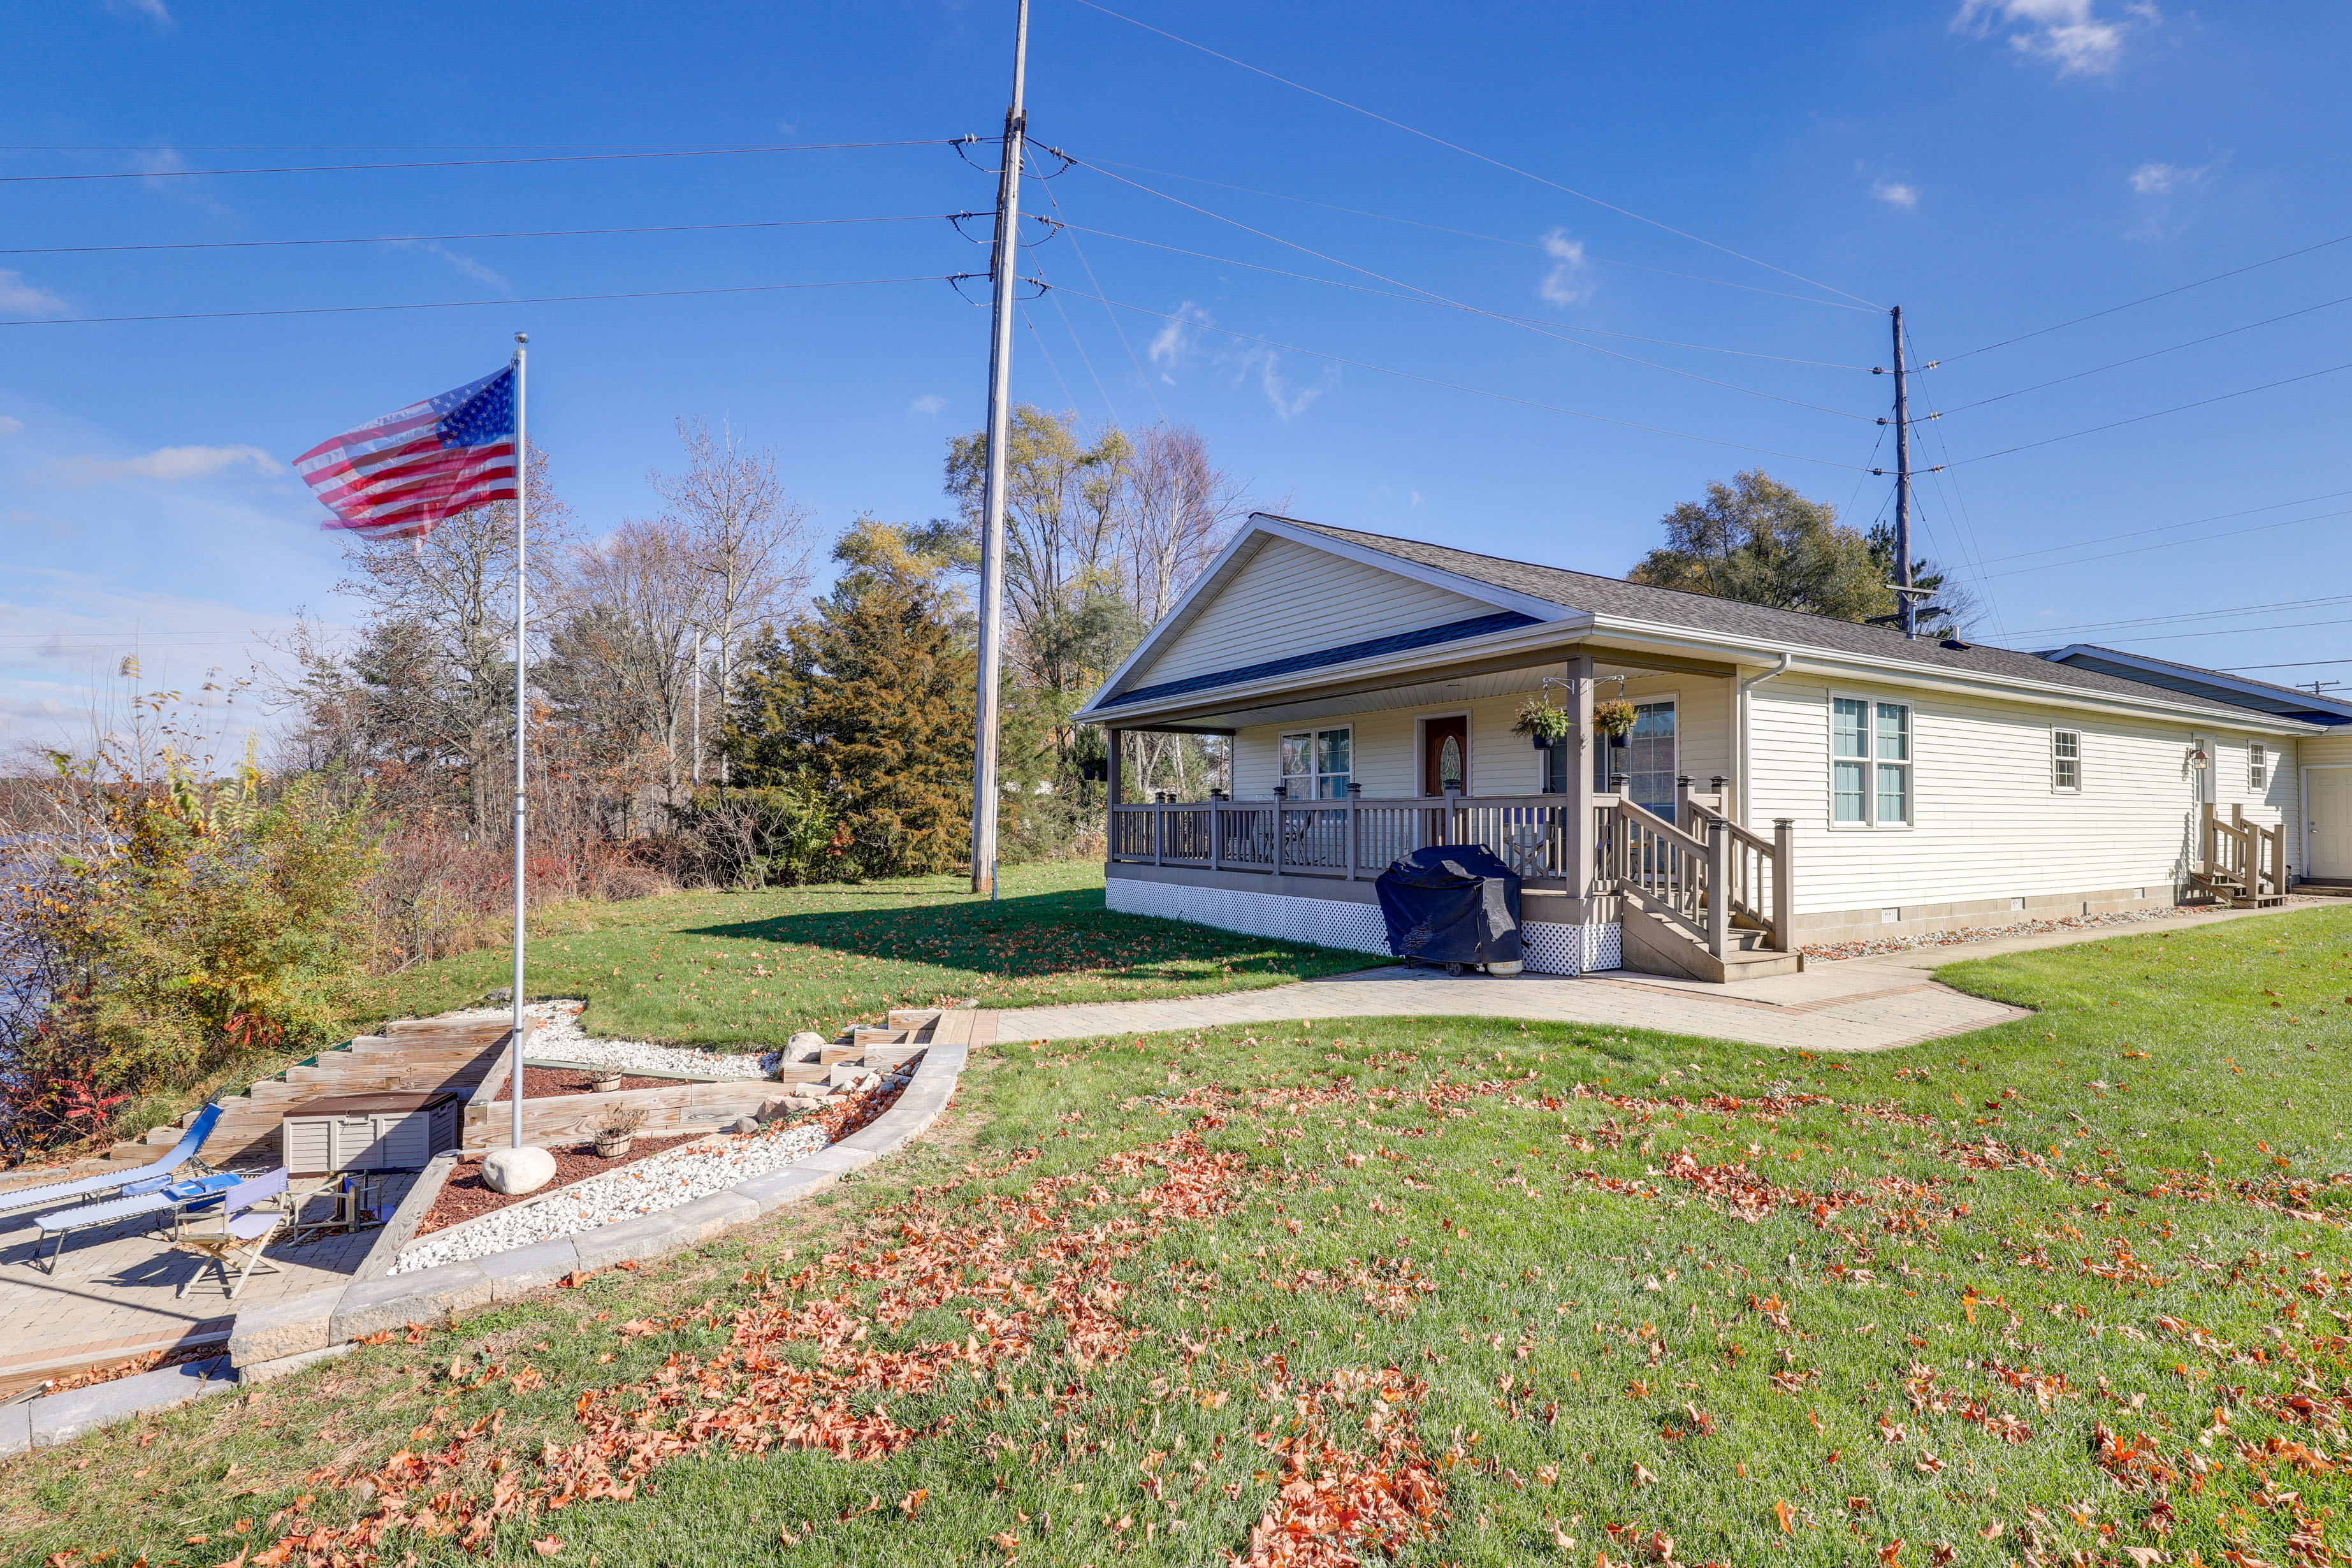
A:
1512 697 1575 749
1592 700 1638 738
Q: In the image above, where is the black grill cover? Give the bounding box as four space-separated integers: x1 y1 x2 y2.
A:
1374 845 1523 964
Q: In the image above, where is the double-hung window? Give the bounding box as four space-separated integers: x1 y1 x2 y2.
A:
2052 729 2082 792
1831 695 1912 825
2249 742 2269 791
1280 727 1352 799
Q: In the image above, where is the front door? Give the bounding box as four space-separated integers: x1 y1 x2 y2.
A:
2311 768 2352 880
1423 716 1468 795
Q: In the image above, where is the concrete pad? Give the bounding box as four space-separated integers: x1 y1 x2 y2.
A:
478 1237 582 1301
31 1356 233 1447
227 1284 345 1365
330 1261 493 1343
237 1342 357 1385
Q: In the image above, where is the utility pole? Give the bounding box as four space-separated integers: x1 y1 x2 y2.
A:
1891 304 1915 641
969 0 1029 899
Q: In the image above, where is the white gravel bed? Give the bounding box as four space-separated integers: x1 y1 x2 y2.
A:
438 999 782 1080
1801 906 2193 961
389 1118 829 1274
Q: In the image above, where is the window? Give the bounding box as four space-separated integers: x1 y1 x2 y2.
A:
2250 742 2268 791
2052 729 2081 792
1280 727 1352 799
1831 695 1911 825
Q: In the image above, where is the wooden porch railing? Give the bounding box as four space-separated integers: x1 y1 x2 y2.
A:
2199 802 2288 904
1108 790 1795 959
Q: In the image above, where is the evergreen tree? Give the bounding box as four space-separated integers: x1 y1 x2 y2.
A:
724 518 978 880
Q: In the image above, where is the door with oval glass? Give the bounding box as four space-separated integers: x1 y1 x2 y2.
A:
1423 715 1469 795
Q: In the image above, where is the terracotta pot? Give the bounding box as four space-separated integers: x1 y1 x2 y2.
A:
595 1136 632 1158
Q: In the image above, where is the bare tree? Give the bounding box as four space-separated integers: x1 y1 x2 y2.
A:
562 517 711 810
1117 423 1247 625
331 442 571 834
651 420 818 783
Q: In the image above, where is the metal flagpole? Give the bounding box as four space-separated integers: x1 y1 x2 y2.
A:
969 0 1030 901
509 331 530 1154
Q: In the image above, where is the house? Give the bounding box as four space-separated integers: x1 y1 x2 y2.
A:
1073 512 2349 982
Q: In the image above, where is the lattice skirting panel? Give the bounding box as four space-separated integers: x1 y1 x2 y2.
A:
1107 876 1619 970
1521 921 1623 976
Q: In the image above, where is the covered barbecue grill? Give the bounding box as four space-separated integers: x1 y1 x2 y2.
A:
1373 844 1523 973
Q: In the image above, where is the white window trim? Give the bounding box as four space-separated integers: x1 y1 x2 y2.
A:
1278 724 1355 801
1827 690 1914 831
2249 741 2269 792
1601 691 1680 811
1414 710 1472 798
2051 726 2082 794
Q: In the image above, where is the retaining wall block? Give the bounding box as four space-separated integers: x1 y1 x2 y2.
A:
237 1342 358 1386
1 1399 29 1461
478 1237 583 1301
734 1165 838 1211
31 1357 233 1448
330 1261 494 1343
228 1284 347 1365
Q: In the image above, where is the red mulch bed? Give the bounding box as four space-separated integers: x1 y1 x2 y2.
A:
416 1133 706 1236
493 1065 686 1101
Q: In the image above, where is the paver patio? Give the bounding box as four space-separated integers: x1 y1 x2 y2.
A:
0 1177 410 1397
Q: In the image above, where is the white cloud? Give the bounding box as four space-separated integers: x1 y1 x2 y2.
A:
52 444 280 486
1147 301 1212 381
1537 229 1593 307
0 416 24 435
105 0 172 20
2130 161 2205 196
908 393 947 415
0 271 68 317
395 240 507 289
1953 0 2156 76
1871 178 1922 210
131 147 232 215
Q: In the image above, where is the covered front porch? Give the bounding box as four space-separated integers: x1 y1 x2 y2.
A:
1099 646 1802 984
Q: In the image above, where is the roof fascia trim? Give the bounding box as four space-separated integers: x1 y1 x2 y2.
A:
2044 643 2352 720
1080 526 1274 715
1076 616 1593 727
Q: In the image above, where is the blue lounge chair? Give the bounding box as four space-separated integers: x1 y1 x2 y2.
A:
173 1168 289 1300
25 1169 245 1274
0 1102 224 1219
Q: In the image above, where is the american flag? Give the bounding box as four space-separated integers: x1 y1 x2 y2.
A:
296 365 518 542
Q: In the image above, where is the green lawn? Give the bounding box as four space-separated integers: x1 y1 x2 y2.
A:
11 904 2352 1567
356 860 1374 1047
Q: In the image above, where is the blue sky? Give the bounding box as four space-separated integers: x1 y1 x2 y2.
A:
4 0 2348 752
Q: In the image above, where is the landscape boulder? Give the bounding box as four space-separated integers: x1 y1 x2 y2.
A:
482 1144 557 1194
786 1030 828 1062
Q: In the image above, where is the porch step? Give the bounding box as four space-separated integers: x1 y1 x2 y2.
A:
1616 906 1803 985
2297 881 2352 899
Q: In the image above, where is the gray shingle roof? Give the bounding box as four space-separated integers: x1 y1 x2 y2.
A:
1272 515 2279 724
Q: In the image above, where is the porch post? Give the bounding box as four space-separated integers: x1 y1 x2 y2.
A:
1565 653 1596 903
1771 818 1796 952
1106 729 1123 806
1706 815 1731 959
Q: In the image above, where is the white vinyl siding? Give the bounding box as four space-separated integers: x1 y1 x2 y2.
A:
1134 536 1495 690
1750 676 2300 913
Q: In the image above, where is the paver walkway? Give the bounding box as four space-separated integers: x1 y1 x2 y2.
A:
991 902 2327 1051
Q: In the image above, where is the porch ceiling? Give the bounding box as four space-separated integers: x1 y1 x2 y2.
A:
1110 646 1739 732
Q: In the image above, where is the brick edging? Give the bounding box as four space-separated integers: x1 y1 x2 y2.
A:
1 1036 970 1461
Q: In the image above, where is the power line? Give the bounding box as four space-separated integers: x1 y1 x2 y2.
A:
1040 184 1168 424
1901 321 2007 644
1065 0 1882 311
2026 592 2352 639
1082 156 1884 321
0 274 952 329
1065 163 1875 421
2221 657 2352 672
1042 280 1872 470
0 214 959 256
1955 358 2352 465
1973 488 2352 567
2091 616 2352 644
1980 505 2352 580
1050 213 1875 370
1940 289 2352 414
1942 229 2352 363
0 138 949 184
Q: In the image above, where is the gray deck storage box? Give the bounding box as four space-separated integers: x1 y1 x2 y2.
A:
281 1091 460 1175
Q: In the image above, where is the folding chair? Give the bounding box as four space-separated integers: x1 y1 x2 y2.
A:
27 1167 247 1273
173 1168 289 1300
